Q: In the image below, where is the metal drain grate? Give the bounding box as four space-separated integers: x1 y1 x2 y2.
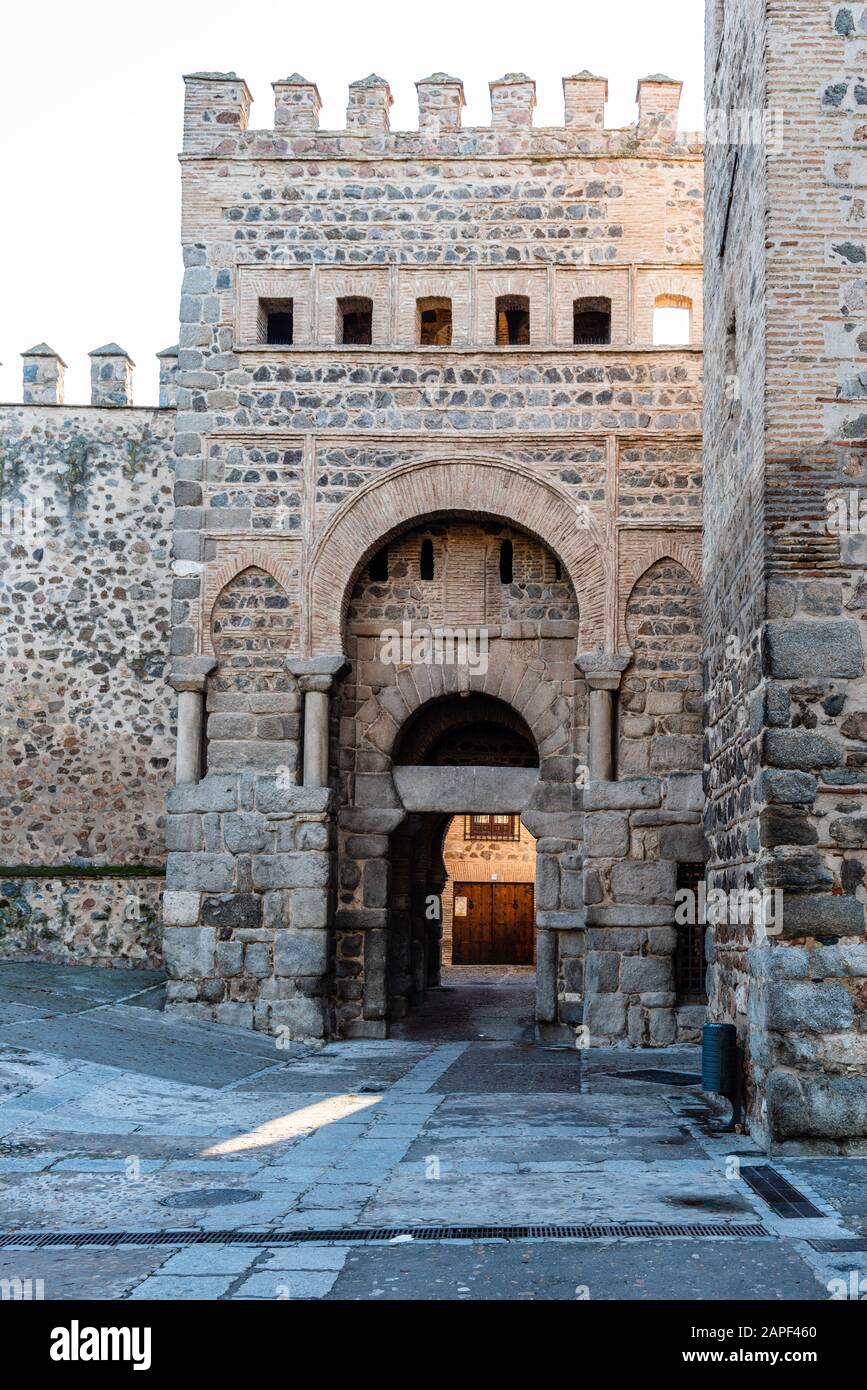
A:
0 1221 771 1249
739 1166 824 1219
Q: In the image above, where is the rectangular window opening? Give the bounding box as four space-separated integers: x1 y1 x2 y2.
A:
338 296 373 345
418 298 453 346
573 297 611 346
464 814 521 842
260 299 294 345
653 296 692 346
495 295 530 346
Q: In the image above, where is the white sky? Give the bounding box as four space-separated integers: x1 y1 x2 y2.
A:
1 0 704 407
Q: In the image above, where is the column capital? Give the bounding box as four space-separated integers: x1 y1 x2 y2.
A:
169 655 218 693
576 651 631 690
286 654 350 693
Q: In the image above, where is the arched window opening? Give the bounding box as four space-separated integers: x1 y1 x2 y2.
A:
495 295 530 346
499 538 514 584
573 296 611 345
653 294 692 345
417 298 453 346
420 537 435 580
369 546 389 582
338 296 373 345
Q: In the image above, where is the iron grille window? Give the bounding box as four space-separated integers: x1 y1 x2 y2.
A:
418 298 453 345
675 861 708 1001
266 309 294 345
464 814 520 842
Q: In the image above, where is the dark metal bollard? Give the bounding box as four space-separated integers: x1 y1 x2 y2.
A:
702 1022 737 1097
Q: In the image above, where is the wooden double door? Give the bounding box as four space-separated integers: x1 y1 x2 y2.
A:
452 882 535 965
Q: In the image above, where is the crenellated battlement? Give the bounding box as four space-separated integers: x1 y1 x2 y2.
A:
181 69 698 157
7 343 178 408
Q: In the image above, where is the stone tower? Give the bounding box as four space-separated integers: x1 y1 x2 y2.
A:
163 67 705 1044
704 0 867 1146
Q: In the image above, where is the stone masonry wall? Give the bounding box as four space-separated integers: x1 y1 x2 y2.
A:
703 0 769 1112
705 1 867 1147
164 68 706 1042
0 404 175 967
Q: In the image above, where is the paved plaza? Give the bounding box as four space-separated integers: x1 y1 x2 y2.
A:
0 963 864 1301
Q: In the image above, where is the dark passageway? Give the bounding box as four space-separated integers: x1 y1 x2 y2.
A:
389 965 536 1042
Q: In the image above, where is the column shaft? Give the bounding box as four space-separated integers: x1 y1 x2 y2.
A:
303 689 330 788
176 689 204 785
588 687 615 781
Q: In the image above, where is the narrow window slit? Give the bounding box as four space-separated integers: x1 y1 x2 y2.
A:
420 538 435 580
499 539 514 584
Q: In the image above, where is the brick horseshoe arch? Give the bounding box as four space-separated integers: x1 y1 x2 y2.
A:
306 457 608 655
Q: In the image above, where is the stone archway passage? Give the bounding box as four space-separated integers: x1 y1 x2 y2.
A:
307 457 609 655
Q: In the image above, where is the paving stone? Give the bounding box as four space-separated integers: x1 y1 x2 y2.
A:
127 1275 237 1299
232 1270 341 1299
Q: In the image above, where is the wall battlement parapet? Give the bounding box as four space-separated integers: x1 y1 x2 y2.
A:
7 345 177 408
182 70 700 156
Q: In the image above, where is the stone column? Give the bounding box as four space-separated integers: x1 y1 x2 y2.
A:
636 74 682 141
286 655 349 788
169 657 217 785
577 652 631 781
416 73 465 134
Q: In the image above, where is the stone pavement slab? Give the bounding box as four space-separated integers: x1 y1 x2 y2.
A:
0 962 863 1301
0 962 165 1015
326 1238 826 1301
0 1246 168 1300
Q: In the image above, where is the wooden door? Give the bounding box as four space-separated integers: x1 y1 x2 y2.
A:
452 883 534 965
492 883 535 965
452 883 492 964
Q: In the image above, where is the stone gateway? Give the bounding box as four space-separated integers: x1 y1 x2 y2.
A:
1 14 866 1153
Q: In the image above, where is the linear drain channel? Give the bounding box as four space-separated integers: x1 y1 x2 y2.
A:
738 1166 824 1220
0 1222 770 1249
